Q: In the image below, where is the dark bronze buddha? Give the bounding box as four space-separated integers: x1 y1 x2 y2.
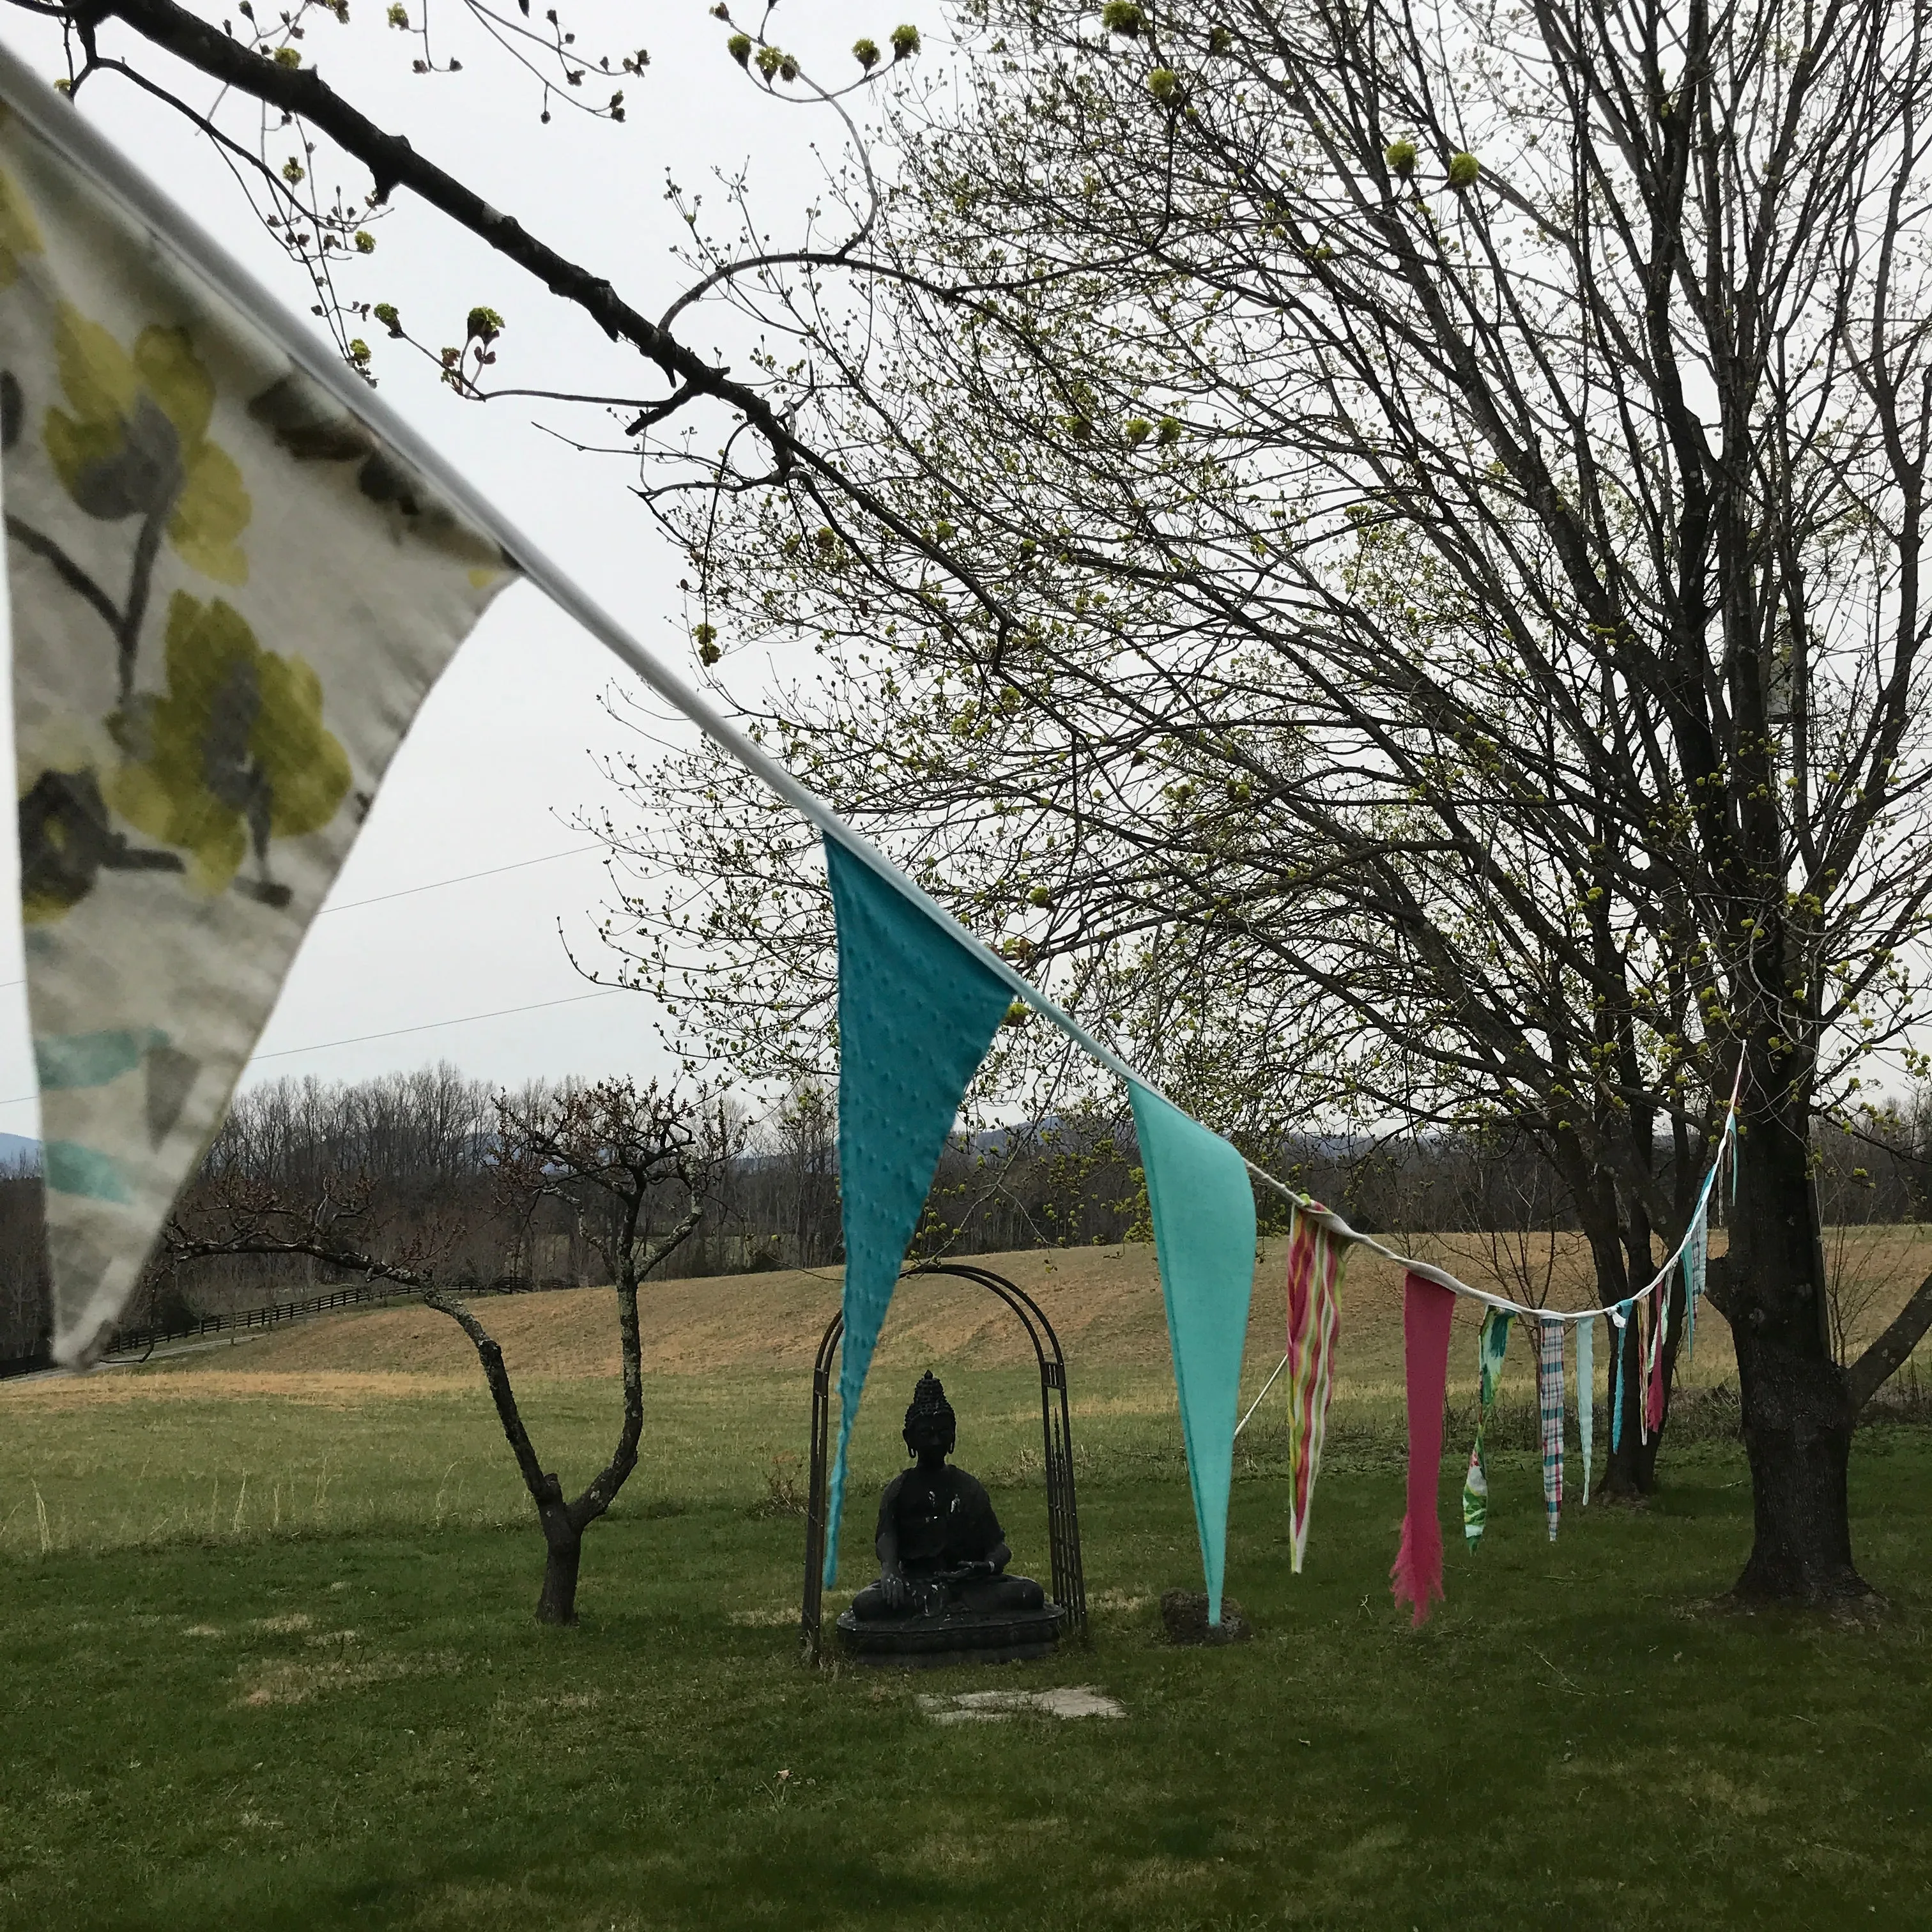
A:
850 1370 1047 1622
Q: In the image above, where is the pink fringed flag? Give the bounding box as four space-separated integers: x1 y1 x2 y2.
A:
1390 1271 1457 1628
1284 1202 1348 1573
1644 1278 1670 1438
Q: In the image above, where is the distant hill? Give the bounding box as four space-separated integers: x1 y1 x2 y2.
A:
0 1132 38 1171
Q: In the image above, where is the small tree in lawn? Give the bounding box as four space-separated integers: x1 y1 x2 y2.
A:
485 1078 718 1623
164 1075 722 1625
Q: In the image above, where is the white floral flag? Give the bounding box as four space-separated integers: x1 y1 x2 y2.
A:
0 103 515 1365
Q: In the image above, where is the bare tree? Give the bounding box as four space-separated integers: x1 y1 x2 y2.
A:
165 1076 722 1624
612 0 1932 1599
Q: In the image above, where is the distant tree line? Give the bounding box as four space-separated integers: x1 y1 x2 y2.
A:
8 1062 1932 1369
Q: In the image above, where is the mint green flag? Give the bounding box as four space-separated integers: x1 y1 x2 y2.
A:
1575 1315 1595 1506
1128 1081 1257 1624
821 837 1013 1585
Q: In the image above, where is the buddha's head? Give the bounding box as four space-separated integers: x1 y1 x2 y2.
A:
903 1370 956 1462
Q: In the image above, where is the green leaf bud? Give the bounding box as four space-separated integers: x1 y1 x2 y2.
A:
353 228 376 253
1147 67 1178 100
373 301 403 335
890 22 920 57
853 35 880 68
1156 414 1183 445
1447 150 1480 190
727 32 751 63
1384 137 1417 178
1101 1 1144 33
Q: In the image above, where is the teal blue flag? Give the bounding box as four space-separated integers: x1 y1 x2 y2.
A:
822 837 1013 1585
1128 1080 1257 1624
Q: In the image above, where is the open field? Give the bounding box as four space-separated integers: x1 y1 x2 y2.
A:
4 1236 1932 1927
10 1227 1932 1561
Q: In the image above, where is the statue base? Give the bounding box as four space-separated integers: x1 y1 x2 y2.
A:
834 1602 1066 1669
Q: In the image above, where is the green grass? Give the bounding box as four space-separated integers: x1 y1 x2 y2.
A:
1 1372 1931 1929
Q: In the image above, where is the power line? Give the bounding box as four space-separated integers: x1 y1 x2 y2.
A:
0 843 607 1003
0 984 634 1107
250 988 625 1059
316 841 603 915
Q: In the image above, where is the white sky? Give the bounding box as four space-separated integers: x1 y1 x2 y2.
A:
0 0 887 1131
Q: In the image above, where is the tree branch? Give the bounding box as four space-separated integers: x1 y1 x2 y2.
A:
1846 1268 1932 1415
88 0 794 456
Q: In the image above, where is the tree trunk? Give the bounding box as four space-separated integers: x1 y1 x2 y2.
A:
1579 1183 1654 1502
537 1495 584 1626
1719 1073 1871 1604
1729 1322 1860 1600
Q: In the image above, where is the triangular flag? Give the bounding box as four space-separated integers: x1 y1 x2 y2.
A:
1284 1201 1347 1574
1609 1299 1634 1450
1683 1189 1708 1365
1390 1271 1455 1627
1575 1315 1595 1505
820 836 1011 1584
0 103 513 1365
1536 1315 1565 1541
1644 1278 1669 1438
1461 1307 1511 1546
1128 1080 1256 1624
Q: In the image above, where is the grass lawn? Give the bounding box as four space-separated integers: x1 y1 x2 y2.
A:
3 1245 1931 1928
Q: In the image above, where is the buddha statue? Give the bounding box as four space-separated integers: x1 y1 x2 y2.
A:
848 1370 1048 1623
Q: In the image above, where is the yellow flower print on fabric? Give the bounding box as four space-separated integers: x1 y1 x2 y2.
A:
0 162 43 288
109 592 350 895
45 307 250 584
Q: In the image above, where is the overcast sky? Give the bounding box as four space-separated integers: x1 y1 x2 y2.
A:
0 0 889 1133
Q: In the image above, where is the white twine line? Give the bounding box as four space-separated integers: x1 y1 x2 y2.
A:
1233 1351 1291 1439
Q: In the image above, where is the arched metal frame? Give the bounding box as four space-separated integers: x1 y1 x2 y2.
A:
800 1263 1087 1665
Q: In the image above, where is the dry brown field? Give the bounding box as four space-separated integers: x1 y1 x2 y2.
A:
10 1222 1926 1418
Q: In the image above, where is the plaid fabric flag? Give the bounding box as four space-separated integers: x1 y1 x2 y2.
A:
1461 1305 1512 1547
1537 1316 1565 1541
1284 1202 1349 1574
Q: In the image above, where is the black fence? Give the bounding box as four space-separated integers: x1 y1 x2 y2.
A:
100 1279 431 1360
0 1273 562 1379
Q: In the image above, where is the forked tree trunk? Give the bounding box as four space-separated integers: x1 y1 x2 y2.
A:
537 1489 585 1626
1719 1077 1869 1604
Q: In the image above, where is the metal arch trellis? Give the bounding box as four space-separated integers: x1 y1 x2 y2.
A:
799 1262 1088 1666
